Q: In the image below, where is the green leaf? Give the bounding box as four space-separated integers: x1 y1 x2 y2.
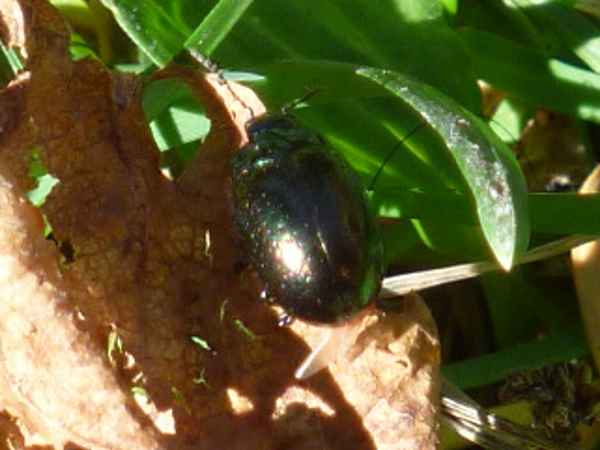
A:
51 0 115 62
375 189 600 236
213 1 480 110
69 33 99 61
142 78 190 121
481 268 577 349
489 97 533 144
456 0 547 49
442 327 588 389
529 192 600 234
239 60 470 198
149 107 210 152
100 0 252 67
482 271 541 349
358 67 530 270
142 79 210 152
185 0 254 57
510 0 600 73
98 0 199 65
440 0 458 16
27 149 60 208
241 60 389 110
373 189 472 224
461 27 600 123
0 41 23 86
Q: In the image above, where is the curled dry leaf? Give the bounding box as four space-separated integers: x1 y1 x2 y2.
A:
516 111 593 192
0 0 440 449
571 165 600 372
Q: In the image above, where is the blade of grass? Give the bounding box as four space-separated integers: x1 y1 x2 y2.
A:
380 234 596 296
442 327 588 389
98 0 208 66
185 0 254 58
0 42 23 86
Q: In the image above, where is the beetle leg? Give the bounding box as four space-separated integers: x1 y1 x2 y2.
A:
277 313 294 327
294 321 363 380
294 328 335 380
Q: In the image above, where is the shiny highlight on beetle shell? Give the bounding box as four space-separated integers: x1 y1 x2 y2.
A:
231 114 384 324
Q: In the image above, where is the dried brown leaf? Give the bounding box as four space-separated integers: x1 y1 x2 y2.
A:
516 111 593 192
571 165 600 373
0 1 440 449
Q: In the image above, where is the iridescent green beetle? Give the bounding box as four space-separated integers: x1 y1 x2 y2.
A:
231 113 384 325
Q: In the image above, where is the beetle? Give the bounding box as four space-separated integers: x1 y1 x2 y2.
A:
231 112 385 325
227 100 575 450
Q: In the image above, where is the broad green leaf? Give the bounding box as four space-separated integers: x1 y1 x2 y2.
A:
482 268 575 350
375 189 600 236
380 221 424 268
373 189 472 225
358 67 530 270
455 0 546 49
149 108 209 152
461 27 600 123
142 79 210 151
510 0 600 73
489 97 532 144
213 0 480 110
142 79 190 122
529 192 600 234
482 271 541 349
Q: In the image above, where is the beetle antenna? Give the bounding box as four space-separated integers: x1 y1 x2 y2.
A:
367 115 520 193
488 117 520 143
367 123 425 192
281 89 321 115
187 49 221 74
187 49 259 121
